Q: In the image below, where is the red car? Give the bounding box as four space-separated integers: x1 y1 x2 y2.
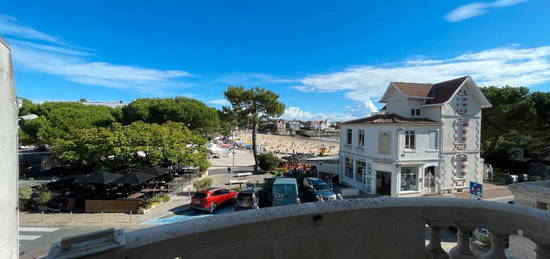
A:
191 187 238 213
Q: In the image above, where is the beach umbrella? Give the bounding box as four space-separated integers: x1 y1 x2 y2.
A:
74 171 123 184
141 167 169 177
112 171 157 185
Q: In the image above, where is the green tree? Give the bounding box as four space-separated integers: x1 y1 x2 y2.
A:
480 86 536 155
217 107 238 137
224 86 285 172
122 97 220 136
526 91 550 160
52 122 210 171
480 86 550 168
257 153 281 171
18 101 118 145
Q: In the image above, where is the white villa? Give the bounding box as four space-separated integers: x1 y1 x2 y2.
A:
339 76 492 197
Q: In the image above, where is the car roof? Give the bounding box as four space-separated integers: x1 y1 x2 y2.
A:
305 177 324 184
273 178 297 185
199 187 222 193
240 187 262 193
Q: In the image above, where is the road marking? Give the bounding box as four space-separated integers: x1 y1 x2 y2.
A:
19 227 59 232
19 235 41 240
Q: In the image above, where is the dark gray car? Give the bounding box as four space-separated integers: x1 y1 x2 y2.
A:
235 187 266 211
303 177 336 201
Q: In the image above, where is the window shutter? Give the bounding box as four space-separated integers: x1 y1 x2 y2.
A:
429 131 434 149
378 132 390 154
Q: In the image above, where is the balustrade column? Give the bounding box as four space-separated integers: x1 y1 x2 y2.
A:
426 225 449 259
449 225 475 259
481 232 508 259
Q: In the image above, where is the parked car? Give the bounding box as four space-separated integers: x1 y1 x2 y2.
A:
191 187 237 213
505 175 518 185
272 178 299 206
303 177 336 202
235 187 267 211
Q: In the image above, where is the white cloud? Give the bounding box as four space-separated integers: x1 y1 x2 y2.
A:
0 14 64 44
207 99 230 106
280 106 356 122
445 0 527 22
295 45 550 115
1 15 192 94
216 73 297 85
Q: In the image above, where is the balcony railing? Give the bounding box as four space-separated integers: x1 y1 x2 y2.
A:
48 198 550 259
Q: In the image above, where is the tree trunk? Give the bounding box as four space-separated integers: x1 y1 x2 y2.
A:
251 122 259 173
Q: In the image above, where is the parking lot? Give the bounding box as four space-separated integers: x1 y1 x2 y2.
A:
142 203 236 225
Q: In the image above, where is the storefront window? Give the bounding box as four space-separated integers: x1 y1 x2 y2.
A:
355 160 366 183
345 157 353 178
400 167 418 191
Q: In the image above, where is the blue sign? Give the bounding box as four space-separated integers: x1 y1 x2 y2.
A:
470 181 483 198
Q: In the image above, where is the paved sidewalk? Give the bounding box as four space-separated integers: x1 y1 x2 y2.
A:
442 182 512 200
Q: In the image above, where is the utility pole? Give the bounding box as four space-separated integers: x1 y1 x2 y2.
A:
317 117 322 156
229 128 235 186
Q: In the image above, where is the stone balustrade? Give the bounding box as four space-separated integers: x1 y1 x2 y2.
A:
49 198 550 259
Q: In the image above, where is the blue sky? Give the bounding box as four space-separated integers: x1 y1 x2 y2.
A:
2 0 549 121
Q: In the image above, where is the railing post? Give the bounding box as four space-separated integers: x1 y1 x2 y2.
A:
449 225 475 259
426 224 449 259
481 232 508 259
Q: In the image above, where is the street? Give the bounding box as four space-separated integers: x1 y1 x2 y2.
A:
18 226 145 258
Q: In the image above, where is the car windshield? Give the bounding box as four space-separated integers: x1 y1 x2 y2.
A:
313 182 331 192
192 193 207 199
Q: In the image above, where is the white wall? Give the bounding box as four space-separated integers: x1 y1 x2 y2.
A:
422 106 441 122
396 126 441 161
0 38 18 259
438 81 484 191
385 88 411 117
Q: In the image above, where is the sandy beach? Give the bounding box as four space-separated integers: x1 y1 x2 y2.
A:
234 130 340 155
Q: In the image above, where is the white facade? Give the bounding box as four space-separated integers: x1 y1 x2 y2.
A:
339 76 491 197
286 120 302 131
310 120 330 130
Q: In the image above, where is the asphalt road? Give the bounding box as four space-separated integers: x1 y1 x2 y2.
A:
20 203 239 257
18 225 145 258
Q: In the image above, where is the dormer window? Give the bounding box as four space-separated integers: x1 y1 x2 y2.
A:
410 108 421 116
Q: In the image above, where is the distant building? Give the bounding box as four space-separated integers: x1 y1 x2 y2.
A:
275 120 287 131
81 100 125 108
309 120 330 130
339 76 491 197
286 120 302 131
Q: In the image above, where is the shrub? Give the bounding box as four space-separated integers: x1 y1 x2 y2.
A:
258 153 280 171
19 187 33 210
150 193 170 204
271 169 284 177
19 186 33 201
37 190 52 206
193 177 214 191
